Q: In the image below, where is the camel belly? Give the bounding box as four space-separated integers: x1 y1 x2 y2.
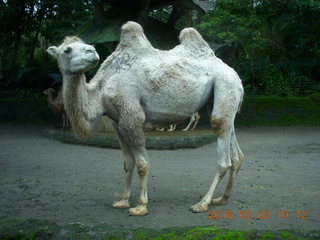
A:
141 78 212 124
143 108 191 124
137 56 213 124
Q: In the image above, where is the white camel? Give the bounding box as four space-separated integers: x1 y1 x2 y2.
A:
164 112 200 131
47 21 244 216
182 112 200 131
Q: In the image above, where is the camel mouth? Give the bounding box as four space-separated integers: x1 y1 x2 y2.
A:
82 58 99 66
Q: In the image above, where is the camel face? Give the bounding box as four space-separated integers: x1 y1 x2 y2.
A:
47 41 100 74
43 88 54 96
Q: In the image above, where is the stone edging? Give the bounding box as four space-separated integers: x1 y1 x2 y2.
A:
43 128 216 150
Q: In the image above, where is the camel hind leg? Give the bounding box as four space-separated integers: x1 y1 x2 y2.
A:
191 121 233 212
190 112 200 130
212 126 244 205
191 74 243 213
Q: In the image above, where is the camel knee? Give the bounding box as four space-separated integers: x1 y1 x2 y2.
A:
137 162 149 177
211 118 226 136
124 161 131 173
217 162 231 178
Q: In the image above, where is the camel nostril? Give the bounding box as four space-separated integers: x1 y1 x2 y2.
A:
85 49 94 54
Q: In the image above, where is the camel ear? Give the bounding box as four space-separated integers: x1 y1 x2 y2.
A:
47 46 59 57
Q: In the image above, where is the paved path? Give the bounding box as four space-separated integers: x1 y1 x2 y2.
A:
0 124 319 230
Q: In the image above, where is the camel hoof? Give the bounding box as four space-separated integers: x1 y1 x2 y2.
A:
112 200 130 209
190 202 208 213
128 205 148 216
212 196 228 206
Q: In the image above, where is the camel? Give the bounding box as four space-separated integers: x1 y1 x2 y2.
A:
47 21 244 216
182 112 200 131
43 88 69 129
157 112 200 131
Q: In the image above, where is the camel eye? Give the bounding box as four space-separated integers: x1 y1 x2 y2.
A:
64 47 72 54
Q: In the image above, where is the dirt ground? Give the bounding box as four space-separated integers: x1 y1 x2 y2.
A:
0 124 319 231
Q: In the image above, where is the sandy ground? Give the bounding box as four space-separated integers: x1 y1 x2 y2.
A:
0 124 319 230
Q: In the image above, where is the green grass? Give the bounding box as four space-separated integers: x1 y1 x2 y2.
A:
236 95 320 126
1 218 319 240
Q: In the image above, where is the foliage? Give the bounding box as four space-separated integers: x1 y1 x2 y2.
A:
0 0 319 96
0 0 93 90
0 0 201 91
308 92 320 104
196 0 320 96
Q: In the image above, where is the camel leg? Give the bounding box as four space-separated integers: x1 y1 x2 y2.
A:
167 124 176 131
117 108 149 216
191 78 242 213
66 115 69 128
191 123 232 212
190 112 200 130
112 123 135 209
212 126 244 205
62 114 65 129
128 144 149 216
182 115 195 131
62 113 69 129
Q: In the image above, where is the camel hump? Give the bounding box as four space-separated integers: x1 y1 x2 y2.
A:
179 28 212 53
121 21 144 34
119 21 153 50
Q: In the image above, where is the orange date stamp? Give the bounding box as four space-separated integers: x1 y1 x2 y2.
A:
208 210 308 220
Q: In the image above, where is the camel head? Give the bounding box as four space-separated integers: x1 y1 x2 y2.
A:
43 88 55 96
47 36 100 74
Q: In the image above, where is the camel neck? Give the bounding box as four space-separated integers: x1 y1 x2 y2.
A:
47 93 55 104
62 72 102 139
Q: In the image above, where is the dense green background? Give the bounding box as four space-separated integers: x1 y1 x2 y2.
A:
0 0 319 97
1 95 319 126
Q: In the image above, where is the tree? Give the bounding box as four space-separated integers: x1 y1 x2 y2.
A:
196 0 320 95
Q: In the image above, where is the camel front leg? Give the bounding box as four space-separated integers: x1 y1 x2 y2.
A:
62 114 66 129
112 124 135 209
117 109 149 216
128 145 149 216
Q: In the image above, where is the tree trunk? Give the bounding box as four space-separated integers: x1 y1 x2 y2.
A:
10 0 26 68
137 0 150 24
167 3 187 27
93 0 105 24
29 19 42 62
29 1 48 62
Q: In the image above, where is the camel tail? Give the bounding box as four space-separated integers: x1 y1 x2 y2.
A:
237 85 244 113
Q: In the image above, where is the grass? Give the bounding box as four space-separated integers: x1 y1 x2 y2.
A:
0 218 319 240
236 95 320 126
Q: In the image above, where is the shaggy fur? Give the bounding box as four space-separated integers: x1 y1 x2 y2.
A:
48 21 244 216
